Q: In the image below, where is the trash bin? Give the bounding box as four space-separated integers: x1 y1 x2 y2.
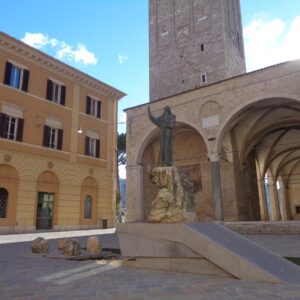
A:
102 218 108 229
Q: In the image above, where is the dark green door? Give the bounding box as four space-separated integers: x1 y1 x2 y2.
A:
36 192 54 229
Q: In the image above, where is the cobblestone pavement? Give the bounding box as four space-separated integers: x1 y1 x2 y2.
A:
0 231 300 300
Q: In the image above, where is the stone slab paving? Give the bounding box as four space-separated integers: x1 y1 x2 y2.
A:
0 232 300 299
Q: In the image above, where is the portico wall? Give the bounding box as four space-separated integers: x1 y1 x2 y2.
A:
125 60 300 222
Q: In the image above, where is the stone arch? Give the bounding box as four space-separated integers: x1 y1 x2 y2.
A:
36 171 59 229
80 177 98 225
136 120 208 165
0 164 18 226
216 96 300 221
140 122 212 221
216 96 300 153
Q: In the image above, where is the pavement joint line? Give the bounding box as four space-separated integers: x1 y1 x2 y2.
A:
37 262 102 282
54 263 121 285
37 260 122 284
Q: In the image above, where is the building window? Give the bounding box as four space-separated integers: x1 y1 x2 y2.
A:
296 206 300 214
0 188 8 218
46 79 66 106
0 113 24 142
84 195 92 219
4 62 29 92
43 125 63 150
85 136 100 158
86 96 101 118
201 73 207 84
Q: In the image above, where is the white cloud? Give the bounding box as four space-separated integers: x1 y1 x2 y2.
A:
244 16 300 71
118 54 128 64
21 32 55 49
21 32 98 66
56 42 98 65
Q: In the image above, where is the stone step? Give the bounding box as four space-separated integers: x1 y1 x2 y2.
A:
224 221 300 234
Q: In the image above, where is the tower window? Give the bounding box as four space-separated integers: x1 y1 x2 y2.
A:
201 73 207 84
200 44 205 52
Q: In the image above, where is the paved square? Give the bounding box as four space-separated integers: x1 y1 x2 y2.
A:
0 231 300 300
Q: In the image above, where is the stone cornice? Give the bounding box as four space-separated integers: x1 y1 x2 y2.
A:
0 31 126 100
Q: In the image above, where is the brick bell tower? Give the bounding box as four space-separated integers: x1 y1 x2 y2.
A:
149 0 246 101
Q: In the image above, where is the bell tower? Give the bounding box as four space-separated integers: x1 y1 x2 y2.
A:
149 0 246 101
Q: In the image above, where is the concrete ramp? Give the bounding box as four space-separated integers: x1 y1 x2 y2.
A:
184 223 300 284
117 223 300 284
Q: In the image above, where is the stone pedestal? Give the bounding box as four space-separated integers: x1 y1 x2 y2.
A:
148 166 197 223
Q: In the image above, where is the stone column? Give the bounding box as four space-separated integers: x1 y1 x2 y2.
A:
125 165 144 222
280 185 291 221
209 154 223 221
268 183 281 221
257 179 269 221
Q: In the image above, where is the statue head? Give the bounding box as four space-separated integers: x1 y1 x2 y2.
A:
164 106 171 113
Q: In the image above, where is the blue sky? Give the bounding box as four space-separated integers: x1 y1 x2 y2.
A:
1 0 300 135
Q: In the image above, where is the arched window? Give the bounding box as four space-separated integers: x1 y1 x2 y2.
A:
0 188 8 218
84 195 92 219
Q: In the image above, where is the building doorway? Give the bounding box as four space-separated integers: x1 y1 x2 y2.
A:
36 192 54 229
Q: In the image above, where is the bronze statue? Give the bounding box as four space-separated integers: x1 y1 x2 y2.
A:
147 106 176 166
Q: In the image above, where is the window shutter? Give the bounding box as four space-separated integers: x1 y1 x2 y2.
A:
16 118 24 142
43 125 50 147
4 62 12 85
22 69 30 92
60 85 66 106
46 79 53 100
57 129 63 150
85 136 89 155
97 101 101 118
96 139 100 158
0 113 7 137
86 96 91 114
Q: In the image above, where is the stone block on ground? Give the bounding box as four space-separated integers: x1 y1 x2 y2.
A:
58 238 67 250
31 237 49 253
87 236 102 254
61 238 81 256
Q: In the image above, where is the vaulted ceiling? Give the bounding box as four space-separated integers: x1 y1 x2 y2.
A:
221 98 300 186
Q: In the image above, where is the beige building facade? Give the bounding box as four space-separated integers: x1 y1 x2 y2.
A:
0 32 125 233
